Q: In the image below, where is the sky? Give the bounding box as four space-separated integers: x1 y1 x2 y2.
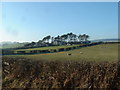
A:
0 2 118 42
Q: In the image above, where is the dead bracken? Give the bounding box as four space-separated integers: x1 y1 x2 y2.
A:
2 56 120 89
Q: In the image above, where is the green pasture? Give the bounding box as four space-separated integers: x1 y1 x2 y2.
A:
14 44 80 53
5 44 119 62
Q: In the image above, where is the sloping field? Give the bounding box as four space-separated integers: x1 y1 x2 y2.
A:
9 43 119 62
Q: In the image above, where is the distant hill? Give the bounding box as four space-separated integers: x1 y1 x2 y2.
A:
91 39 120 43
0 42 28 49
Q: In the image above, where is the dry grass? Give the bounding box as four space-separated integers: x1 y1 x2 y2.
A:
2 56 120 89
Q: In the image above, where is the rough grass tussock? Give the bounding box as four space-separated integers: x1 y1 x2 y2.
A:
2 56 120 89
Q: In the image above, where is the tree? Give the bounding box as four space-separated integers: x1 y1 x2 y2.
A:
55 35 61 45
67 32 73 43
78 34 82 42
46 35 51 43
82 34 90 43
61 34 68 43
85 34 89 42
67 32 77 44
78 34 84 43
72 33 77 43
37 40 43 46
42 35 51 43
42 37 47 42
51 37 54 44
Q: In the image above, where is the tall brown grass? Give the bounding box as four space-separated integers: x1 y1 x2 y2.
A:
2 56 120 89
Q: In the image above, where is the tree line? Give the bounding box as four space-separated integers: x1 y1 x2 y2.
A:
24 32 90 47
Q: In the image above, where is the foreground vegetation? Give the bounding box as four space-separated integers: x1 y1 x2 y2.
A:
2 56 120 89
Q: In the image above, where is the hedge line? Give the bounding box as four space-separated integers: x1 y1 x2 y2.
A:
14 42 102 55
3 42 118 55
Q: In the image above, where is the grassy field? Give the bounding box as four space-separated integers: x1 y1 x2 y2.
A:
2 43 120 89
9 43 119 62
14 44 80 53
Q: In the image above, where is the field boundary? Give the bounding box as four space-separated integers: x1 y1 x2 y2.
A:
2 42 104 56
